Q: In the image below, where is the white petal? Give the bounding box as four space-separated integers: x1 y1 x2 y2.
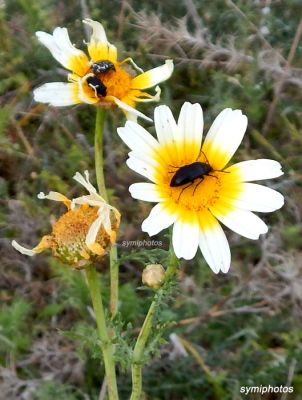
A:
142 203 177 236
33 83 79 106
73 171 97 194
72 194 104 208
109 96 152 122
12 240 37 256
126 156 156 182
198 213 231 274
83 19 108 44
83 19 117 62
36 28 88 71
117 121 159 154
202 108 248 169
37 191 70 203
131 60 174 89
129 183 163 202
154 105 178 146
211 207 268 240
221 183 284 212
177 102 203 159
226 159 284 182
172 219 199 260
86 214 103 247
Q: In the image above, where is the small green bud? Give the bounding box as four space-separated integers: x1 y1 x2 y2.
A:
142 264 166 289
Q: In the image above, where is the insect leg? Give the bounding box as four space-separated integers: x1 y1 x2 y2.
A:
177 183 192 201
192 177 204 196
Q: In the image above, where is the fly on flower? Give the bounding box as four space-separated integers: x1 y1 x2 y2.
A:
33 19 174 121
12 171 120 269
118 102 284 273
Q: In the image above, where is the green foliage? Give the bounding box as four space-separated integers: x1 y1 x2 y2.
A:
34 381 84 400
0 299 32 359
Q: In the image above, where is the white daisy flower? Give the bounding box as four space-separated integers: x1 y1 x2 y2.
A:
12 171 120 269
34 19 174 122
117 102 284 273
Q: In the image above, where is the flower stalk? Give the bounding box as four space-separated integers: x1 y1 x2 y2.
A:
130 247 178 400
86 265 119 400
94 107 119 318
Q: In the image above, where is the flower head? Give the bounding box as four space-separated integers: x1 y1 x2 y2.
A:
34 19 173 121
142 264 166 289
118 103 284 273
12 171 120 268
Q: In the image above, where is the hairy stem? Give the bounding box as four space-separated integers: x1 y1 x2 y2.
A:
86 266 119 400
130 247 178 400
94 107 119 318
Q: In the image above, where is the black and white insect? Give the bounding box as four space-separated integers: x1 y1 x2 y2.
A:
86 76 107 97
169 150 227 201
91 60 116 75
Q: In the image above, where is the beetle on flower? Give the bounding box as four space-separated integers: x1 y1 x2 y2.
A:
12 171 120 269
118 102 284 273
33 19 174 121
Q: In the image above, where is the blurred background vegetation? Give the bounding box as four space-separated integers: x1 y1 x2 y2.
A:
1 0 302 399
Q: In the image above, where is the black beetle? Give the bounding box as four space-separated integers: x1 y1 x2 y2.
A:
169 156 224 201
86 76 107 97
92 60 116 74
170 162 213 187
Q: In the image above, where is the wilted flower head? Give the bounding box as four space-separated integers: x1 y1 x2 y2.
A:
12 171 120 269
118 102 284 274
33 19 174 121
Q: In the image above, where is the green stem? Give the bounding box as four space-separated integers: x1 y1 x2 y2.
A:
86 266 119 400
94 107 107 201
130 247 178 400
94 107 119 318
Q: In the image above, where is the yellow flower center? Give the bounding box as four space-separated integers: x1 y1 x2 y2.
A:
99 65 132 99
46 205 118 268
154 141 243 217
82 64 132 102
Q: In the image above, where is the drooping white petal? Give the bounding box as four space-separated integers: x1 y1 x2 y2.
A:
177 102 203 160
142 203 177 236
202 108 248 170
117 121 159 155
211 206 268 240
37 191 70 203
129 183 163 202
12 240 37 256
154 105 178 146
36 28 89 74
126 155 156 182
134 86 161 103
221 183 284 213
172 218 199 260
109 96 152 122
131 60 174 89
73 171 97 194
198 211 231 274
33 83 80 106
226 159 284 182
71 195 104 209
86 215 103 246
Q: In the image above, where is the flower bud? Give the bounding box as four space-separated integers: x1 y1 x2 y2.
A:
142 264 165 289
